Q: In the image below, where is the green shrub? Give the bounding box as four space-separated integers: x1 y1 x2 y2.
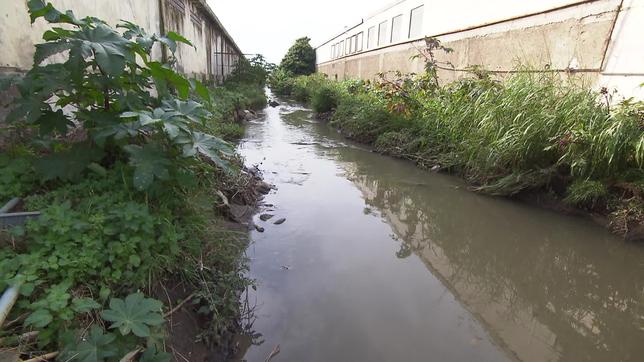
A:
267 68 295 96
311 84 339 113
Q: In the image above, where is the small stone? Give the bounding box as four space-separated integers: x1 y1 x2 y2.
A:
255 225 265 232
259 213 274 221
257 181 272 195
269 100 280 107
273 218 286 225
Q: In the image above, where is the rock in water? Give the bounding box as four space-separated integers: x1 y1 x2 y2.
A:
259 213 274 221
255 225 265 232
273 218 286 225
257 181 272 195
268 100 280 107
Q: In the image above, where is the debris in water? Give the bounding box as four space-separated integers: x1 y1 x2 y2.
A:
273 218 286 225
265 344 280 362
255 225 265 232
259 213 274 221
280 265 290 270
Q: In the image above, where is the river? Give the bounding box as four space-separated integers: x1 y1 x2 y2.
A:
235 96 644 362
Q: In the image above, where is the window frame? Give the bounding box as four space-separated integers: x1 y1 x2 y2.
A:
377 20 388 46
367 26 376 49
390 14 403 43
408 5 424 39
356 32 364 52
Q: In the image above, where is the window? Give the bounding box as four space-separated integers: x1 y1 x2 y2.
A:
349 36 356 54
356 32 363 52
409 5 424 38
345 37 351 54
339 40 344 56
331 44 335 59
391 14 403 42
378 20 388 46
367 26 376 49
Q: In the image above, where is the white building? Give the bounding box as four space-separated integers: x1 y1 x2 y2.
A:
316 0 644 100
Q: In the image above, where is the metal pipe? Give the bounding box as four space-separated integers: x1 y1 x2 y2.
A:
0 282 22 328
0 198 20 214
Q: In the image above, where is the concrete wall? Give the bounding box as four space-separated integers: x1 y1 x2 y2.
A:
316 0 644 100
0 0 242 83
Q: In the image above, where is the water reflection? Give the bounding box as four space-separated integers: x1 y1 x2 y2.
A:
330 143 644 362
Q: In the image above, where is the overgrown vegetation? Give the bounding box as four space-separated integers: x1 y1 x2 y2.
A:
269 37 644 240
0 1 269 360
278 37 316 76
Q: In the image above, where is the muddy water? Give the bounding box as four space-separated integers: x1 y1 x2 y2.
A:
237 99 644 362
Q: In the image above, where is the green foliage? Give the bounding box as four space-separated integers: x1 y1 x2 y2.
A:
60 325 119 362
274 52 643 230
311 83 340 113
1 2 263 358
101 293 165 337
267 67 295 96
565 180 609 208
226 54 275 87
9 0 232 189
279 37 316 76
0 155 36 204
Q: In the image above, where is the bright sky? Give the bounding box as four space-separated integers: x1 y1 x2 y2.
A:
207 0 393 64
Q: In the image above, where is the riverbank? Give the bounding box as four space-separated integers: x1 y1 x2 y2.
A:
0 3 270 359
267 69 644 241
236 98 644 362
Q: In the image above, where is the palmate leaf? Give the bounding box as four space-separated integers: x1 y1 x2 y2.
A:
60 326 118 362
27 0 83 25
100 293 165 337
123 144 172 190
37 109 73 135
176 132 233 170
34 40 73 65
76 24 131 76
158 31 195 53
161 98 210 124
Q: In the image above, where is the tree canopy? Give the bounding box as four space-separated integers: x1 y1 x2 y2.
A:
280 37 316 76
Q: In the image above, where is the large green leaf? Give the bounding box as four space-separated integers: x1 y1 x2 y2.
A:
37 109 73 135
34 40 73 65
27 0 83 25
60 326 118 362
177 132 233 170
158 31 194 53
100 293 165 337
76 24 130 76
123 144 172 191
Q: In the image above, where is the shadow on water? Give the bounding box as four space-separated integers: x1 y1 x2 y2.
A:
238 98 644 362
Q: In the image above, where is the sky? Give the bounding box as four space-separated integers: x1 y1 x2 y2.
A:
207 0 393 64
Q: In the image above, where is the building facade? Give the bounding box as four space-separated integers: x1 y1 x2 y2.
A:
316 0 644 100
0 0 242 84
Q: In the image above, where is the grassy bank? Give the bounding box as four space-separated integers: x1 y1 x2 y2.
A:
0 2 268 360
268 65 644 240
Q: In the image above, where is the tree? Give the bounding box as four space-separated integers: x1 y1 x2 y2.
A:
280 37 316 76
